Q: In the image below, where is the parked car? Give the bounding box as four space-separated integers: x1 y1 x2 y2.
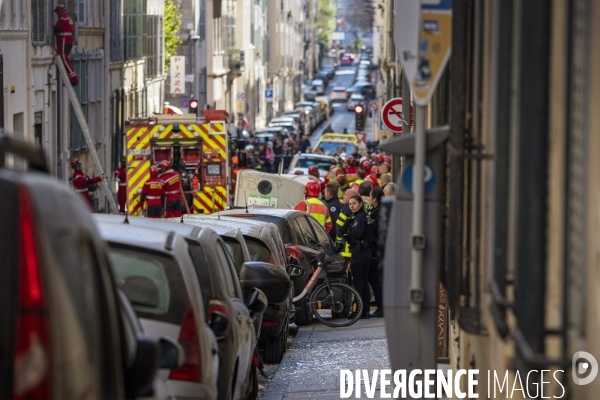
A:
96 221 221 399
216 209 346 326
315 96 334 118
283 112 308 135
185 216 293 364
330 86 349 102
340 56 353 66
0 134 169 400
311 79 325 95
254 127 291 145
303 85 317 101
269 117 299 136
93 215 266 400
287 153 337 178
347 93 365 111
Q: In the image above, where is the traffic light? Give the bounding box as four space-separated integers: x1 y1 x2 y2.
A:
354 105 365 131
189 98 199 115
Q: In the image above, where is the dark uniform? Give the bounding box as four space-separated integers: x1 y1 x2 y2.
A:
367 206 383 316
346 208 372 318
335 204 353 260
325 196 342 241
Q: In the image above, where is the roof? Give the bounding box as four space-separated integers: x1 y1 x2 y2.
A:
180 216 242 239
218 208 303 220
95 220 177 252
316 133 357 143
293 153 336 161
184 216 269 237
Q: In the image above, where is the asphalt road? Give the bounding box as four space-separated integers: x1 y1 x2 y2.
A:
310 64 376 149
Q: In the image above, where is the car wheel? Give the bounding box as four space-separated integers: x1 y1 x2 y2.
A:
294 297 314 326
245 363 258 400
263 322 286 364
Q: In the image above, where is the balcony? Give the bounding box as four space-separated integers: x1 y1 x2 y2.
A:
228 48 245 72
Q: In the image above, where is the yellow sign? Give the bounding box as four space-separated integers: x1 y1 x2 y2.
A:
412 12 452 106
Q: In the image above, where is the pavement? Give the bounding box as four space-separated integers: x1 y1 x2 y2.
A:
260 312 391 400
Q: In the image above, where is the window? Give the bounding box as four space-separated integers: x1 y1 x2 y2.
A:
19 0 23 27
77 0 87 25
32 0 50 45
215 243 237 298
199 0 205 40
293 216 317 246
110 0 124 61
244 237 274 265
125 0 145 60
0 0 5 28
146 15 162 78
223 238 244 273
70 50 88 151
10 0 15 28
307 216 332 249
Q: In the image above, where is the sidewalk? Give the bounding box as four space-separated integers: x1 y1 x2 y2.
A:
261 317 390 399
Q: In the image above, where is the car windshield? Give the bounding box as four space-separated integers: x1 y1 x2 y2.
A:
312 80 323 85
223 238 245 274
108 245 187 325
316 142 355 155
296 157 335 172
333 88 345 93
244 237 275 264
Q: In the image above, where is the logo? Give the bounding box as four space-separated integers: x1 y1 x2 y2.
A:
572 351 598 385
330 206 337 212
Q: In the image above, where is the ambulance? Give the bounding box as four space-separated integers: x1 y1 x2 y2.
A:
125 112 230 216
233 169 319 210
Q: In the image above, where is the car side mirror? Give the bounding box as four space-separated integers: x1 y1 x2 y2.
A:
287 265 305 278
125 335 161 398
246 287 268 315
158 336 185 369
210 310 230 340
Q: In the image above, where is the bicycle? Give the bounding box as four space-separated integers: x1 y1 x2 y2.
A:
291 256 363 327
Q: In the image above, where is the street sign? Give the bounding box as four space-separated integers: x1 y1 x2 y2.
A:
401 164 437 195
381 98 414 133
354 131 367 143
412 0 453 105
265 88 273 102
394 0 421 84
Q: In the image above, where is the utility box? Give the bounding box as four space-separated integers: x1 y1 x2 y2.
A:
379 126 449 373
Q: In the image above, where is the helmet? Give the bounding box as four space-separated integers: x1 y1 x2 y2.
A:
70 158 81 168
159 160 170 171
54 4 67 14
360 160 372 171
308 165 319 178
383 156 392 164
375 154 384 164
366 174 378 187
150 165 159 177
339 153 349 163
371 166 378 176
304 180 321 197
245 144 255 153
360 156 368 164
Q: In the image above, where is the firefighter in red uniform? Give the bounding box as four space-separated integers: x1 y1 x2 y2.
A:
160 160 183 218
114 157 127 213
328 153 350 199
294 180 333 233
141 165 165 218
71 158 104 210
307 165 325 194
54 4 78 86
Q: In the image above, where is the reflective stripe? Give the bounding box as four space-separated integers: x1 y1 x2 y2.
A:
165 190 179 194
75 188 88 193
57 32 72 36
306 198 326 227
146 195 161 199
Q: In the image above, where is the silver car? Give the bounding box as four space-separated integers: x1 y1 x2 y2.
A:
96 221 220 400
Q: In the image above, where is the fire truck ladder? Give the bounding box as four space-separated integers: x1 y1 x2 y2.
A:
55 54 119 214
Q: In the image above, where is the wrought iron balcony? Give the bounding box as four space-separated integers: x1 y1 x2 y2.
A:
228 48 245 71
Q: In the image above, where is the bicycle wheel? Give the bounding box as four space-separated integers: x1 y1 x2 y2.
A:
309 282 363 327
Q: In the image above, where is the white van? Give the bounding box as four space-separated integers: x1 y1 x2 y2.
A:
234 169 319 209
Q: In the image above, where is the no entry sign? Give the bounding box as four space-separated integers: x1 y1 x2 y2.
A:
381 98 414 133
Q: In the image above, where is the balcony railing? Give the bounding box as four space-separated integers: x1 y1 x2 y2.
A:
228 48 245 70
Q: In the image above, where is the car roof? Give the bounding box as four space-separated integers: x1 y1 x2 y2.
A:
219 208 304 220
317 133 357 143
294 153 336 161
255 127 284 132
95 220 179 253
185 215 270 237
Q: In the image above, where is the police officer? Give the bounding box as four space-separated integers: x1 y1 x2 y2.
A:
344 194 372 319
324 182 342 241
141 165 164 218
367 188 384 317
294 180 333 233
334 188 359 262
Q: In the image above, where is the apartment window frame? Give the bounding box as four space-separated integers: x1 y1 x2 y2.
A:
125 0 146 60
77 0 87 26
145 14 162 78
32 0 50 45
110 0 124 61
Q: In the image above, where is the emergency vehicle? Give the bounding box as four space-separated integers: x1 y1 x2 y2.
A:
125 112 229 216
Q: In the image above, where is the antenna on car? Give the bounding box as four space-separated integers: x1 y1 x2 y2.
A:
245 191 249 213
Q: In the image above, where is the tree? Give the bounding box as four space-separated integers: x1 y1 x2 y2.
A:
164 0 182 71
316 0 337 50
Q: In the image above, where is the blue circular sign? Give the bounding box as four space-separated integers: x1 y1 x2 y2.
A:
401 164 436 195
